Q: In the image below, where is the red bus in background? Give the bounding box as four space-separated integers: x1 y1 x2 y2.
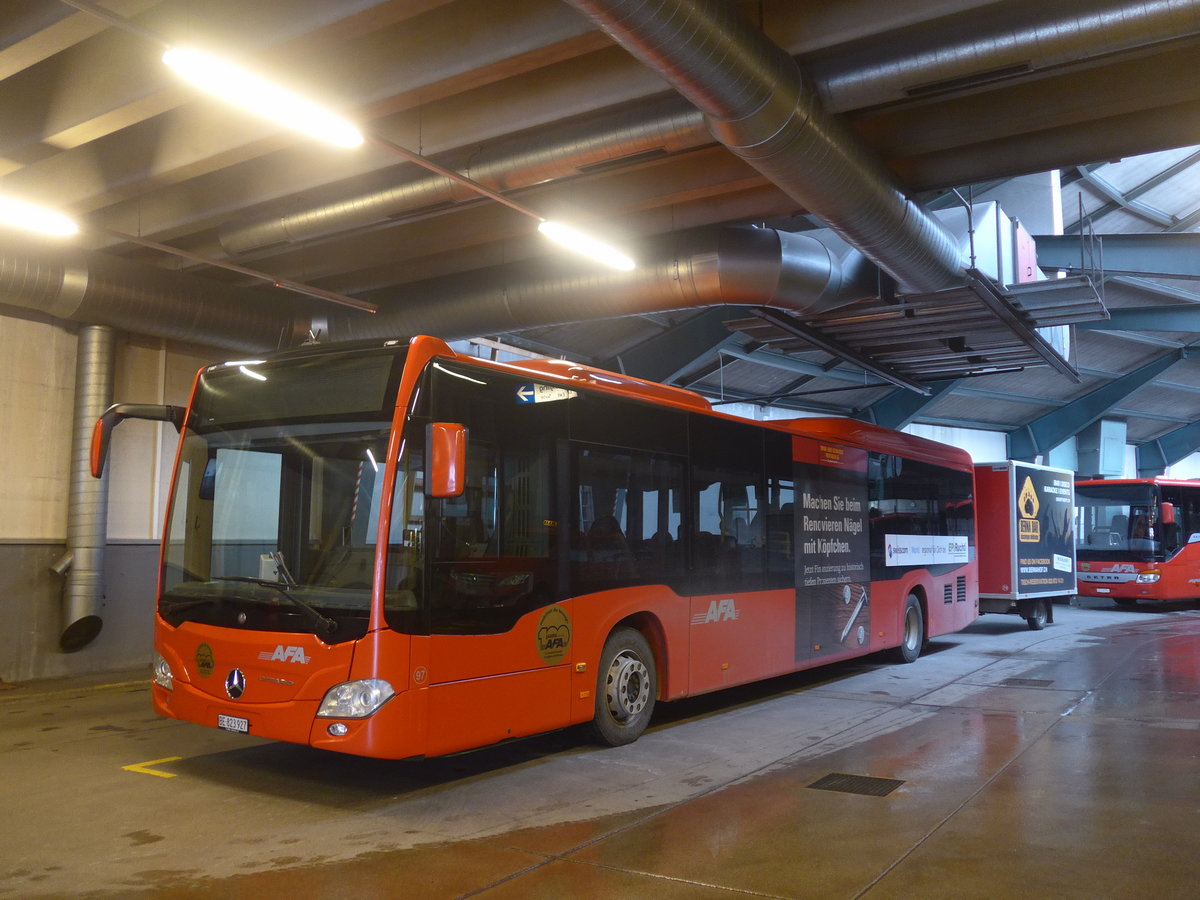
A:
1075 477 1200 605
94 335 978 759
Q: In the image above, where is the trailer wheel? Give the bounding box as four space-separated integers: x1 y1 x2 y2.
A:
1025 600 1049 631
591 628 657 746
891 594 924 664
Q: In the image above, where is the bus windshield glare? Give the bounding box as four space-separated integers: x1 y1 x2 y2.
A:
160 347 408 643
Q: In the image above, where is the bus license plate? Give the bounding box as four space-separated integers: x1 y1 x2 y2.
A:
217 714 249 733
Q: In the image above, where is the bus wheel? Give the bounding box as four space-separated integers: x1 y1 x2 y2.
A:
891 594 924 664
1026 600 1048 631
592 627 657 746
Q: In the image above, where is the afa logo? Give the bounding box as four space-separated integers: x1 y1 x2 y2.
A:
195 642 215 678
258 645 310 664
536 605 572 664
691 598 740 625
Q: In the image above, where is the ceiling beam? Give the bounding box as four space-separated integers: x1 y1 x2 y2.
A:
1007 350 1187 460
1077 306 1200 332
603 307 741 384
855 379 962 430
1065 150 1200 233
1035 233 1200 279
1137 421 1200 476
1073 164 1175 228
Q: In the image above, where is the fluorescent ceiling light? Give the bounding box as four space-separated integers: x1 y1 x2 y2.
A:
0 196 78 236
238 364 267 381
162 47 363 149
537 220 635 271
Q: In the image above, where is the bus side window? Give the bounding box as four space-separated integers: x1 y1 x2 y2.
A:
689 414 767 593
420 361 564 634
570 446 685 594
764 432 794 585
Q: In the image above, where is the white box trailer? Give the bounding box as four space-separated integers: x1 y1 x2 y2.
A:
974 461 1077 630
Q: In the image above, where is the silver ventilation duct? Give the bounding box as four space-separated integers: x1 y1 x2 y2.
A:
58 325 114 652
561 0 965 295
0 235 293 353
812 0 1200 114
3 225 883 352
332 227 879 342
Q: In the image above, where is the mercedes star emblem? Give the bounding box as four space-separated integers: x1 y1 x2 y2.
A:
225 667 246 699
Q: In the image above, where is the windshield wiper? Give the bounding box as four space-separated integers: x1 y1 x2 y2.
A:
214 576 338 637
269 551 298 588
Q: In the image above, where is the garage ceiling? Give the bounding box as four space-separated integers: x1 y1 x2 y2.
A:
3 0 1200 466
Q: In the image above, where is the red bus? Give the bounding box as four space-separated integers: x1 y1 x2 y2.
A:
1075 477 1200 604
94 335 978 759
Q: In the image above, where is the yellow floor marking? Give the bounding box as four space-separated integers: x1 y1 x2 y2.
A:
122 756 183 778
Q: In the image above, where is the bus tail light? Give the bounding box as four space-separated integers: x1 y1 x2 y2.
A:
317 679 395 718
1136 570 1162 584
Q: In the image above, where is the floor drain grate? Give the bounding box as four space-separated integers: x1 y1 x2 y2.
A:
808 772 904 797
1001 677 1054 688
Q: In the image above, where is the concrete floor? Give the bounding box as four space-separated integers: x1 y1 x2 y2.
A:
3 599 1200 899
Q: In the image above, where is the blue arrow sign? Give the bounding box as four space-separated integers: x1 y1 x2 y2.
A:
516 385 536 403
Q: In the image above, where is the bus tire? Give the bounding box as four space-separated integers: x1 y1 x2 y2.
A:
1025 600 1048 631
591 627 657 747
891 594 924 664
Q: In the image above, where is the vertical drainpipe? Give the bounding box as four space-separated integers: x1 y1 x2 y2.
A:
58 325 115 652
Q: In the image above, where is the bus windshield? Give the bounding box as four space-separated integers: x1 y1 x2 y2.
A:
1075 482 1167 563
160 346 409 643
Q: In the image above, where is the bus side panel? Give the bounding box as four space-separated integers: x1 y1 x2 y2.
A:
859 564 977 653
1160 545 1200 599
426 603 576 685
418 602 578 754
687 587 797 694
425 667 572 757
923 564 980 635
865 579 905 652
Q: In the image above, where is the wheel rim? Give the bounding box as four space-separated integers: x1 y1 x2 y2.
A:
903 605 920 651
605 650 650 721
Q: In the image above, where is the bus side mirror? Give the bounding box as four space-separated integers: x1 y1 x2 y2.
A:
1160 502 1176 526
427 422 467 498
90 403 188 478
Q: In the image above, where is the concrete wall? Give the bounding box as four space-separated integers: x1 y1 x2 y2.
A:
0 310 223 683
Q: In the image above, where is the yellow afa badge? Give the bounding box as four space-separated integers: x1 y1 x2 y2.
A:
536 605 571 664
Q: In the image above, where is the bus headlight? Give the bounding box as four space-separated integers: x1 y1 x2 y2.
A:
153 653 174 691
1136 570 1162 584
316 679 395 718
